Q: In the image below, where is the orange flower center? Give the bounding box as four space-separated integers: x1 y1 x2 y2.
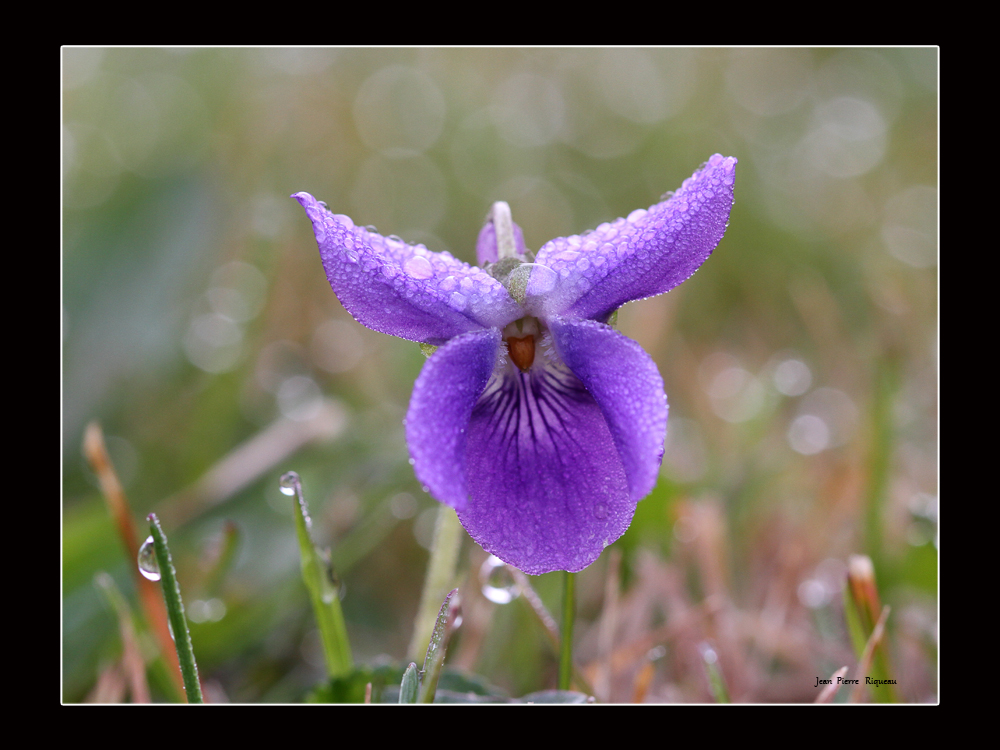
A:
507 334 535 372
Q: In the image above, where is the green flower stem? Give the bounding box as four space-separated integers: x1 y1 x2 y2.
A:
507 566 594 696
286 473 353 678
407 505 463 662
559 570 575 691
147 513 203 704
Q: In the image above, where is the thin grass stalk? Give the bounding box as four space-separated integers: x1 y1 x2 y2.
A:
147 513 203 704
507 566 594 696
814 666 849 703
94 572 151 703
558 570 575 691
283 472 353 678
418 588 460 703
699 642 729 703
851 605 892 703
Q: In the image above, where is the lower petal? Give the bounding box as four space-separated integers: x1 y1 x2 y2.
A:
406 328 502 511
459 361 633 575
548 316 667 503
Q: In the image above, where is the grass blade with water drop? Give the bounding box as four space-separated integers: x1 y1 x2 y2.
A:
284 472 353 679
83 422 185 698
418 588 460 703
147 513 203 704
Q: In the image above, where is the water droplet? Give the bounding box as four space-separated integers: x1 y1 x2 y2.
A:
519 263 558 297
404 256 434 279
137 536 161 581
698 641 718 665
479 555 520 604
593 503 607 519
279 471 300 496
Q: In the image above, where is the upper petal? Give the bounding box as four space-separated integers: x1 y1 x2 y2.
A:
548 316 667 503
526 154 737 322
475 213 527 266
460 361 633 575
405 328 502 511
294 192 523 344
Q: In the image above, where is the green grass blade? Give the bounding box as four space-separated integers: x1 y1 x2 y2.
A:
417 588 460 703
282 472 353 679
699 642 730 703
845 555 898 702
399 662 419 704
146 513 203 704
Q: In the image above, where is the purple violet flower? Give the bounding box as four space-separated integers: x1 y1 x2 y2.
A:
294 154 736 575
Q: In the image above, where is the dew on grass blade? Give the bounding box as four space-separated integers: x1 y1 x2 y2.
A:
480 555 520 604
138 535 161 581
698 641 718 665
279 471 300 496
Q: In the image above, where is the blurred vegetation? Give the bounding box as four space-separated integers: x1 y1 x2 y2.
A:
62 47 937 703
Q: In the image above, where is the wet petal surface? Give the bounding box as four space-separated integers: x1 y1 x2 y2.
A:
405 328 503 511
460 359 633 575
527 155 737 322
295 192 522 344
549 317 667 503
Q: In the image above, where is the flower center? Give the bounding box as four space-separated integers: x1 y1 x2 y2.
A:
503 317 542 372
507 335 535 372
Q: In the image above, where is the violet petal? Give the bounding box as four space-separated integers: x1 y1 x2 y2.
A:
405 328 502 511
548 316 667 503
526 155 737 322
459 361 633 575
294 192 522 344
475 217 527 266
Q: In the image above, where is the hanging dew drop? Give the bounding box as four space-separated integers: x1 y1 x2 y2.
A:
479 555 519 604
137 536 161 582
279 471 299 496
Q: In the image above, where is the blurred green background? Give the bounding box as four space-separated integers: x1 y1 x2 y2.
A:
62 47 937 703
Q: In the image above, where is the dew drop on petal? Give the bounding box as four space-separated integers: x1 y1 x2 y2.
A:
137 536 161 582
279 471 300 496
593 503 608 519
480 555 520 604
522 263 558 296
404 256 434 279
